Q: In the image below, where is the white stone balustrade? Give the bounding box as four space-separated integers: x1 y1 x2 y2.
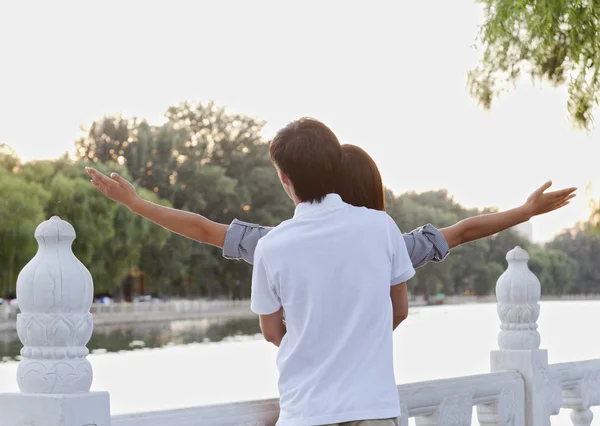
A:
112 246 600 426
3 219 600 426
550 360 600 426
0 216 110 426
490 246 558 426
111 371 525 426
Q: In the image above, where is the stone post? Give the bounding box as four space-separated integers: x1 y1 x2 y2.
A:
485 246 561 426
0 216 111 426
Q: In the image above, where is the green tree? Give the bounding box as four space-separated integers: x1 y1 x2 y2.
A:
75 162 171 296
3 98 583 300
239 165 293 224
139 234 192 298
529 247 579 295
470 0 600 128
450 238 490 294
0 168 50 296
474 261 504 296
547 224 600 293
0 144 20 172
165 101 268 178
75 116 137 164
73 101 294 298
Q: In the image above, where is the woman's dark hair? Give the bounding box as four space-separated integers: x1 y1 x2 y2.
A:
338 144 385 211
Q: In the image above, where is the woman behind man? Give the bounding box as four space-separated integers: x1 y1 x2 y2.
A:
88 129 575 426
86 144 575 272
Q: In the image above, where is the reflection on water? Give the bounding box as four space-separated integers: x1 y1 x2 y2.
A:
0 317 261 362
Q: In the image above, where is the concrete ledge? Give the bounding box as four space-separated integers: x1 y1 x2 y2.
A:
0 391 111 426
113 398 280 426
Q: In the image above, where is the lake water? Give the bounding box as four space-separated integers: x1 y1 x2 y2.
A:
1 301 599 425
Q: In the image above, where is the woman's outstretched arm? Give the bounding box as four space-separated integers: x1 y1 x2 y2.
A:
440 181 576 249
86 167 227 247
88 169 576 269
87 167 446 268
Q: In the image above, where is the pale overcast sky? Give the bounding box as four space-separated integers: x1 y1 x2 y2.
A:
0 0 598 242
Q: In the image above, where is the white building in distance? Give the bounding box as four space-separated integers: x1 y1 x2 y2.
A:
511 221 533 242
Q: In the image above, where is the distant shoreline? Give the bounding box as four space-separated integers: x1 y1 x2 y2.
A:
1 295 599 334
0 301 256 333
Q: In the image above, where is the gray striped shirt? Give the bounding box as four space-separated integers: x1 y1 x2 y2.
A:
223 219 449 268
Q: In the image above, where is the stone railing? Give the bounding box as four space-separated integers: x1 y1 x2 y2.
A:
90 299 248 314
1 216 599 426
0 299 250 322
110 371 526 426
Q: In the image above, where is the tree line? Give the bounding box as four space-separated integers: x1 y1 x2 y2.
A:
0 101 596 299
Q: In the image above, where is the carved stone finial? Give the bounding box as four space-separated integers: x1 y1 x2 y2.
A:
495 246 541 350
15 216 94 393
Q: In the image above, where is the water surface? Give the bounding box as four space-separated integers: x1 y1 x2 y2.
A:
1 302 598 425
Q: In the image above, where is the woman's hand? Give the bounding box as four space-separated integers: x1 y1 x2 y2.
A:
86 166 228 247
522 181 576 219
440 181 577 249
85 167 140 210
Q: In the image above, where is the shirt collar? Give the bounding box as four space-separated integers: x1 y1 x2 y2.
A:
294 193 344 218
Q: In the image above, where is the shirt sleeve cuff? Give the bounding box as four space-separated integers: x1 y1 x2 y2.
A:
419 224 450 261
250 302 281 315
223 219 272 264
391 266 416 285
223 219 244 259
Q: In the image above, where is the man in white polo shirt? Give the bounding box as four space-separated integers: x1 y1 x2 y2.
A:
251 118 415 426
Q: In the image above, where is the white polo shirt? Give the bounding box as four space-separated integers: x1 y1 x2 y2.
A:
251 193 415 426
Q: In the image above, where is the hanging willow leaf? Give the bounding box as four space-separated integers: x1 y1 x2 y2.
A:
470 0 600 129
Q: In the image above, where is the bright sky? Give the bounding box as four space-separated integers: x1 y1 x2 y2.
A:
1 1 598 243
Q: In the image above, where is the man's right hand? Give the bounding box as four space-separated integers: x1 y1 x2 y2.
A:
85 167 140 210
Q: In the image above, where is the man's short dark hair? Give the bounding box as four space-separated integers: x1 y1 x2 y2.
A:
269 117 342 203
